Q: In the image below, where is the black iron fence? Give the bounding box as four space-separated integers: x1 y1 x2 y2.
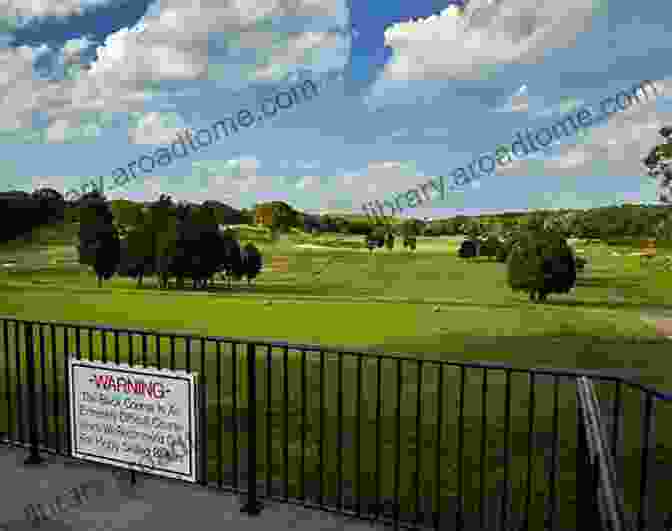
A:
1 315 672 530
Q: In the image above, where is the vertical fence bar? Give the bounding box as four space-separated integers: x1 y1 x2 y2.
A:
200 338 207 486
39 324 48 450
3 320 11 443
63 327 71 455
546 376 560 531
611 381 622 462
283 346 289 500
356 353 362 517
266 345 272 498
337 353 343 512
233 343 239 491
24 322 42 464
433 363 444 530
217 341 223 489
501 368 512 531
155 335 160 369
241 342 261 515
75 327 81 361
394 358 402 529
169 336 175 370
142 333 148 366
50 324 59 453
523 372 535 531
480 368 488 530
200 370 208 486
185 337 190 373
15 320 23 444
319 350 325 508
456 366 465 531
101 329 107 364
114 331 119 365
415 360 423 528
127 332 132 366
301 350 306 502
637 393 654 531
374 356 382 524
88 328 93 361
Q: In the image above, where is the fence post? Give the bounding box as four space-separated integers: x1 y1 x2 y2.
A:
240 343 262 515
576 391 598 529
24 322 43 465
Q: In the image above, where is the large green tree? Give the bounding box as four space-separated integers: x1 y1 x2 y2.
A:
77 192 120 288
242 243 263 285
507 228 576 303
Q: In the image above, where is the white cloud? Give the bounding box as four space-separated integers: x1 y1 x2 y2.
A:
1 0 351 143
0 0 112 20
368 0 601 101
127 111 189 145
495 78 672 183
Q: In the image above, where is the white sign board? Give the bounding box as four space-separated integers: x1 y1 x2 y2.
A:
69 358 199 483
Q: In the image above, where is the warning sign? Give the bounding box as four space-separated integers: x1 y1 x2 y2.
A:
69 359 200 482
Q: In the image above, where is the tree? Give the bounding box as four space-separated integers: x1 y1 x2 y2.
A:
365 233 378 253
642 126 672 203
218 230 245 288
453 215 469 234
507 229 576 303
401 219 423 238
117 217 155 288
479 235 501 261
366 226 386 250
655 214 672 240
31 188 65 223
77 193 120 288
242 243 262 285
458 239 478 259
385 232 395 251
465 220 483 239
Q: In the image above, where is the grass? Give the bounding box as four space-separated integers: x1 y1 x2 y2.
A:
0 222 672 528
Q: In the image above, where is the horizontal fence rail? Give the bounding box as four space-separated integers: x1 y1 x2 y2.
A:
1 316 672 531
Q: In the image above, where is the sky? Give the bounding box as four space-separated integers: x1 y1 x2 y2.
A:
0 0 671 218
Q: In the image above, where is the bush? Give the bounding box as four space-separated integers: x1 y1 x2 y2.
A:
385 232 395 250
507 230 576 302
458 239 478 259
479 235 501 260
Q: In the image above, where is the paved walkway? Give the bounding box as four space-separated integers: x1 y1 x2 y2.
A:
0 444 386 531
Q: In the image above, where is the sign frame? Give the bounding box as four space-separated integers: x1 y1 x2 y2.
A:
68 358 200 483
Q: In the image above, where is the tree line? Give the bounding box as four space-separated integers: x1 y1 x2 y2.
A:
77 192 262 289
0 188 66 243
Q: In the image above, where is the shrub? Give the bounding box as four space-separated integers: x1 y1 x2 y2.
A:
403 236 417 251
480 235 501 261
507 230 576 302
385 232 395 250
458 239 478 259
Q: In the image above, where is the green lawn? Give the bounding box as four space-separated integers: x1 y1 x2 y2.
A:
0 222 671 528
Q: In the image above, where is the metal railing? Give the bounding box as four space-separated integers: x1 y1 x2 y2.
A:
576 376 631 531
1 315 672 530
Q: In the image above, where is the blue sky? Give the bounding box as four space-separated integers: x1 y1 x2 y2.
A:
0 0 671 218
